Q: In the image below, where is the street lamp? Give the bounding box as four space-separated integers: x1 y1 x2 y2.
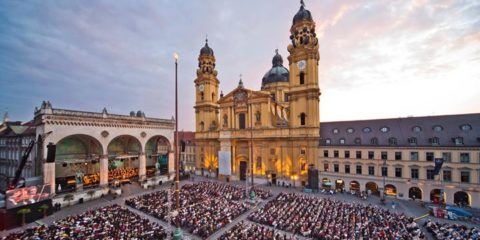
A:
173 52 183 240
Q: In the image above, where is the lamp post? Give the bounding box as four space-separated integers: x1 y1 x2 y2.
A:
173 52 183 240
382 158 386 202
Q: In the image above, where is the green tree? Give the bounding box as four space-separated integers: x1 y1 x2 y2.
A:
63 194 74 206
17 208 31 226
38 204 49 218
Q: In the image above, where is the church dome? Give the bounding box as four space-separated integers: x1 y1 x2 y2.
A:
262 50 289 87
293 0 313 24
200 39 214 56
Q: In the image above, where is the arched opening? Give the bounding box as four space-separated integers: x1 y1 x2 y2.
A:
145 136 171 177
454 191 470 207
385 184 397 196
409 187 422 200
321 178 332 189
300 113 306 126
255 111 261 123
55 134 103 193
212 92 215 101
349 181 360 192
200 92 204 100
366 182 379 195
299 72 305 85
335 179 344 191
200 121 205 131
223 114 228 127
430 189 445 204
107 135 141 184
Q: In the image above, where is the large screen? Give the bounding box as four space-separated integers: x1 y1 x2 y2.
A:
218 151 232 175
6 185 50 209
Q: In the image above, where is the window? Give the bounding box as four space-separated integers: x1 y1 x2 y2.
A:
323 150 329 157
356 165 362 174
395 168 402 178
368 166 375 176
354 138 361 145
299 72 305 84
334 164 339 172
356 151 362 159
212 92 215 101
255 112 261 123
345 165 350 174
368 151 374 160
433 125 443 132
381 151 388 160
460 153 470 163
408 137 417 145
411 169 419 179
381 167 388 177
334 150 339 158
460 171 470 183
412 126 422 132
284 93 289 102
200 121 205 131
443 170 452 182
344 151 350 158
453 137 464 145
389 137 397 145
300 148 306 155
300 113 306 126
370 138 378 145
223 115 228 127
271 93 276 101
324 164 329 172
362 127 371 133
380 126 389 133
429 137 440 145
332 128 339 134
426 152 434 161
410 152 419 161
442 152 452 162
325 138 331 145
395 152 402 160
347 128 354 134
201 92 204 100
426 169 435 180
460 124 472 131
239 113 246 129
339 138 345 145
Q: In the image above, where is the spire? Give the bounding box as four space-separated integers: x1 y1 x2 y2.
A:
272 49 283 67
238 74 244 88
3 112 9 123
301 0 305 8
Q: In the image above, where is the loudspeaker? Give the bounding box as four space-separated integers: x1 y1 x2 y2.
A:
46 143 56 163
308 168 319 190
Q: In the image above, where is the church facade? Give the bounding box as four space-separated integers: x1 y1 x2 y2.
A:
194 2 320 184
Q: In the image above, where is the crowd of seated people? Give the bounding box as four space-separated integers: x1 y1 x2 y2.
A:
2 204 167 240
219 220 299 240
126 181 271 239
424 219 479 240
249 193 425 239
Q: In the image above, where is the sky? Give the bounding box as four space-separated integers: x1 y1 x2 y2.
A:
0 0 479 131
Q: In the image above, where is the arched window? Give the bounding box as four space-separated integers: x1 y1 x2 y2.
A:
239 113 246 129
299 72 305 85
212 92 215 101
300 113 306 126
255 111 261 123
200 92 204 100
223 114 228 126
200 121 205 131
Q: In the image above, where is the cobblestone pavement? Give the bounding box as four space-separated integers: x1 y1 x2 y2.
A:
1 176 477 239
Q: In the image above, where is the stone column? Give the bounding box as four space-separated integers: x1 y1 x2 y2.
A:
139 152 146 181
168 151 175 179
99 155 109 187
43 162 55 194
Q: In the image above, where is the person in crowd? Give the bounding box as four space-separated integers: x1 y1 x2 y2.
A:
424 219 479 240
220 220 298 240
2 204 167 240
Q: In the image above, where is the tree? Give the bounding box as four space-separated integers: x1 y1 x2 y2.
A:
63 194 74 206
17 208 31 226
38 204 49 218
87 190 95 200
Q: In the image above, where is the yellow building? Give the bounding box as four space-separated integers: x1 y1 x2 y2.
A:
194 2 320 185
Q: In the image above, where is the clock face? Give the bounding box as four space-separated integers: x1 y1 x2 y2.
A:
199 84 205 92
297 60 306 70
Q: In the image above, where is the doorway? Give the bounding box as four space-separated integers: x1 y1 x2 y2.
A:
239 161 247 181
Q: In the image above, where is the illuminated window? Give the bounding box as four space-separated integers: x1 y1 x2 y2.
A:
380 126 389 133
362 127 371 133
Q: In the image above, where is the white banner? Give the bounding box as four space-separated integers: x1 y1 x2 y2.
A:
218 151 232 175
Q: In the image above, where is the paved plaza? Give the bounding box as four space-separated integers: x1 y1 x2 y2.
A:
1 176 478 239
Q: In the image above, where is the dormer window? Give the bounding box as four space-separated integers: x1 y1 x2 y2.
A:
408 137 417 145
371 138 378 145
412 126 422 132
380 126 389 133
460 124 472 131
325 138 331 145
362 127 371 133
454 137 464 145
339 138 345 145
332 128 339 134
354 138 361 145
429 137 440 145
346 128 354 134
433 125 443 132
388 137 397 145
